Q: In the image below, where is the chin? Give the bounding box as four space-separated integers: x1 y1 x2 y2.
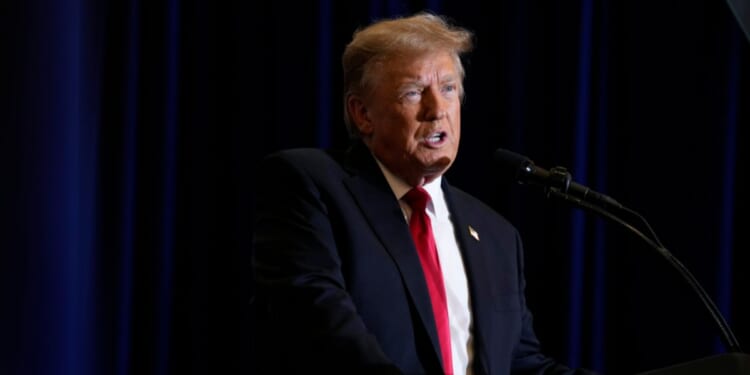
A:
423 156 453 174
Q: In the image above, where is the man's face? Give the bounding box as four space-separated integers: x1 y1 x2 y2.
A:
352 52 462 186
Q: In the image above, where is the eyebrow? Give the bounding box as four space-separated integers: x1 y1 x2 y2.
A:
399 74 458 88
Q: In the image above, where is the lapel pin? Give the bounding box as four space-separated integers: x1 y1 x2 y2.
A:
468 225 479 241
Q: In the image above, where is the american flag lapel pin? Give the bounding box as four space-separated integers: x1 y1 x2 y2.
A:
468 225 479 241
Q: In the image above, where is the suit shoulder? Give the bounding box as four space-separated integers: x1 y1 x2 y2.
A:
446 185 516 230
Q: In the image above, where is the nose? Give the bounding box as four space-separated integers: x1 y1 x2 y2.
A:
422 87 448 121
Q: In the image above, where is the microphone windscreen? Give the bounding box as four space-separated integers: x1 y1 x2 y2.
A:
493 148 531 182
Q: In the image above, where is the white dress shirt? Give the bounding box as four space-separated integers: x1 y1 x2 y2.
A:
376 160 475 375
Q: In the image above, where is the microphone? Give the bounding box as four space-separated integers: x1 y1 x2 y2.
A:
493 147 744 354
493 147 623 210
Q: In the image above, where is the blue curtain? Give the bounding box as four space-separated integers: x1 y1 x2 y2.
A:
2 0 748 374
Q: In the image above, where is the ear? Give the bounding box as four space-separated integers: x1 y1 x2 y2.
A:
346 95 373 136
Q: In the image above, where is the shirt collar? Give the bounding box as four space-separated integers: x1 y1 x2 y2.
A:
374 157 445 216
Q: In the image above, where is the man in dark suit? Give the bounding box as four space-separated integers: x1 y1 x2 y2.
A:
252 12 596 375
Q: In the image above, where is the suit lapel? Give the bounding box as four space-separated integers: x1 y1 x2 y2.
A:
341 144 444 365
442 180 496 375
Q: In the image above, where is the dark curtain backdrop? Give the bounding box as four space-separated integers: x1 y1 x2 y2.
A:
2 0 748 374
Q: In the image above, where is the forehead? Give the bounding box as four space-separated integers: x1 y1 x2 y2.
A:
378 52 459 81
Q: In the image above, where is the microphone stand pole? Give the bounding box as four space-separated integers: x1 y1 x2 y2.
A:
545 188 742 353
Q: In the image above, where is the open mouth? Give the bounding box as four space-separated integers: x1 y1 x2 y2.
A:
425 131 447 145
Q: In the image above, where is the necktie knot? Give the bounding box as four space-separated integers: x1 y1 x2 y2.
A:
403 186 430 213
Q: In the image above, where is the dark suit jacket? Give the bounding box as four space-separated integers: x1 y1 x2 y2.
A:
252 142 593 375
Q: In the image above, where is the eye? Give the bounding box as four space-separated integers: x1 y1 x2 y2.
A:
401 88 423 101
442 84 458 94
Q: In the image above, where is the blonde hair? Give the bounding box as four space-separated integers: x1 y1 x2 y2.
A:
342 12 474 138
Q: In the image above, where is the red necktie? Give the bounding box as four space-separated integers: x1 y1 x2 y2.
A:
403 187 453 375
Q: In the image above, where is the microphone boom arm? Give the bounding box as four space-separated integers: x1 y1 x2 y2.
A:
546 189 743 353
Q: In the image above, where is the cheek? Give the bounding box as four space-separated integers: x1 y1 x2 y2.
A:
453 106 462 128
388 104 415 122
386 110 419 134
